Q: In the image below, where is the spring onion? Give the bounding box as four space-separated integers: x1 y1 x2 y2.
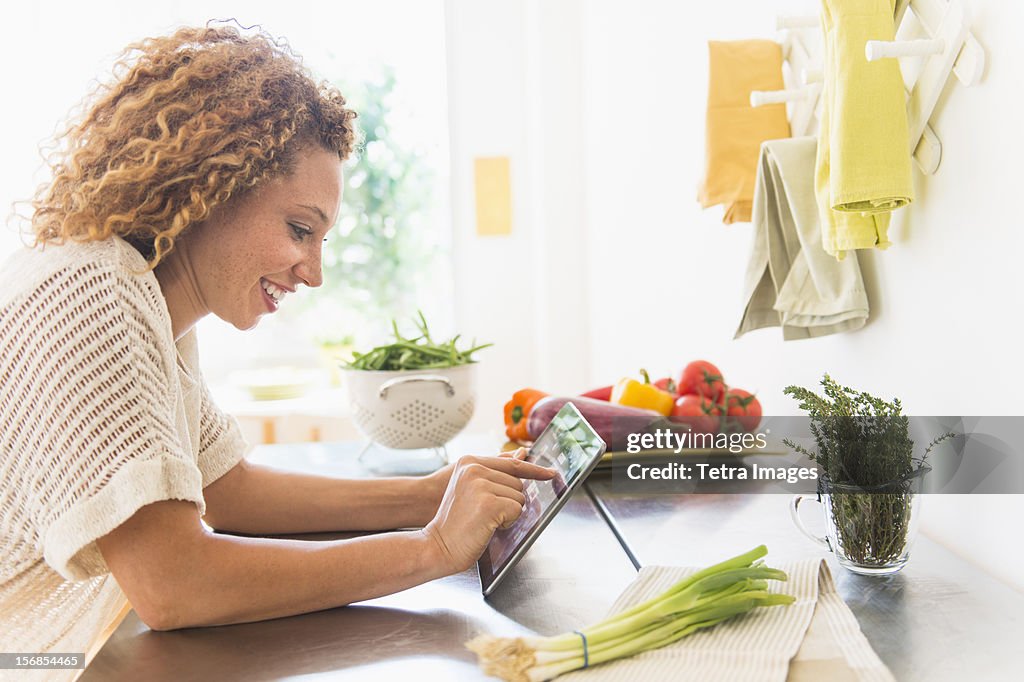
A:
466 545 794 682
344 311 492 371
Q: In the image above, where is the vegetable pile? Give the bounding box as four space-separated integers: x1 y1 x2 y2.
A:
504 360 765 445
503 392 655 449
584 359 763 436
344 312 491 371
467 545 793 682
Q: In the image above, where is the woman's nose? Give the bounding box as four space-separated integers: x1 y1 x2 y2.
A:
294 248 324 288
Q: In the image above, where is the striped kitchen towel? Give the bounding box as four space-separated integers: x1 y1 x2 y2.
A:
560 560 892 682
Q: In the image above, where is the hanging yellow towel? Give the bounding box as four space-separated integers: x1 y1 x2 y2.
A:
816 0 913 259
698 40 791 224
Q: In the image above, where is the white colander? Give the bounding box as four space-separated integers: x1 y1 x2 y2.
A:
342 364 477 449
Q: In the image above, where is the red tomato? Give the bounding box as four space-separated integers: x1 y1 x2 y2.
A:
677 361 726 401
670 394 720 436
654 376 678 397
725 388 762 432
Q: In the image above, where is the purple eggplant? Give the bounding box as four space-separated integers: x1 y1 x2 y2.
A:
526 396 659 451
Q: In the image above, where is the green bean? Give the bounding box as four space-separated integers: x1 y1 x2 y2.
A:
344 312 492 371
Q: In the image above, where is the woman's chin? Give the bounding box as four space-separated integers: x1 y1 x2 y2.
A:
226 312 262 332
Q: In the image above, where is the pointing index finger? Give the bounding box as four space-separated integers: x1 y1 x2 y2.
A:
480 455 556 480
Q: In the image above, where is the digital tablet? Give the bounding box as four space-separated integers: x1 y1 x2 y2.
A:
478 402 607 596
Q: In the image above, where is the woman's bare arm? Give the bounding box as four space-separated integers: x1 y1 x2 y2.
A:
202 458 451 534
97 455 553 630
97 500 443 630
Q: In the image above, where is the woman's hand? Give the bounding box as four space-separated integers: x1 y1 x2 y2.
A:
420 447 529 522
423 452 554 574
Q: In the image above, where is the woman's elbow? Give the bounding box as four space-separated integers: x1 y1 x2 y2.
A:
97 500 218 630
133 597 184 632
131 578 227 631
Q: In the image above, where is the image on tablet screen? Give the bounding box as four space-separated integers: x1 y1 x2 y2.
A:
485 408 599 569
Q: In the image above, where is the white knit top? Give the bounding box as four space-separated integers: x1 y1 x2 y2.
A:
0 236 247 679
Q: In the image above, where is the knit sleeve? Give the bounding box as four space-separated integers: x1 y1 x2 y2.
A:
172 329 249 488
196 377 249 487
0 256 204 582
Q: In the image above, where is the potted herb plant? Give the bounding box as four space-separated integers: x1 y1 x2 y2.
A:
784 375 952 574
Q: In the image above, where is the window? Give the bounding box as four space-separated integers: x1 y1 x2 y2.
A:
194 2 454 387
1 1 453 393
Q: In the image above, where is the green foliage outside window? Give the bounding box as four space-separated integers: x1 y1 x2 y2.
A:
296 68 444 345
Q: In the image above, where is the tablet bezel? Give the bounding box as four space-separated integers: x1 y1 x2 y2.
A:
477 401 607 597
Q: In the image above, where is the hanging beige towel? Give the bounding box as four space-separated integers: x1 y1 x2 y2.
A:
559 559 893 682
737 137 869 341
816 0 913 259
698 40 791 224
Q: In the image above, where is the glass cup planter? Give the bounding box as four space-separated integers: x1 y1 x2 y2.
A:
790 465 930 575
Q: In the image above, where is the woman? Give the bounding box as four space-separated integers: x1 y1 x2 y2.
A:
0 24 551 665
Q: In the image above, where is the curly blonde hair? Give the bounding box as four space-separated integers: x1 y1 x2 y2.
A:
30 24 358 267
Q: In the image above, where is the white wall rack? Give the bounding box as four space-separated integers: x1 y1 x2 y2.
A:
749 20 822 137
752 0 985 174
870 0 985 173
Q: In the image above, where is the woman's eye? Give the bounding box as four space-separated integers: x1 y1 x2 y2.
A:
289 223 313 242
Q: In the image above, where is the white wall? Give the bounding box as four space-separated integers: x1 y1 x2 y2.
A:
580 0 1024 416
445 0 591 438
444 0 1024 589
444 0 535 438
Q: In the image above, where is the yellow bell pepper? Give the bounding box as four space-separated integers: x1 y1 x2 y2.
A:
611 369 675 416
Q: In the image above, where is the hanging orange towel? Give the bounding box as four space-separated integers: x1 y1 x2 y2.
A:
698 40 791 224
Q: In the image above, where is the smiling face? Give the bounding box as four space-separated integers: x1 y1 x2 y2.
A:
171 145 344 332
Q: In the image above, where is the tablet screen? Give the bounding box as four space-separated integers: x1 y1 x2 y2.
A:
478 402 607 595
